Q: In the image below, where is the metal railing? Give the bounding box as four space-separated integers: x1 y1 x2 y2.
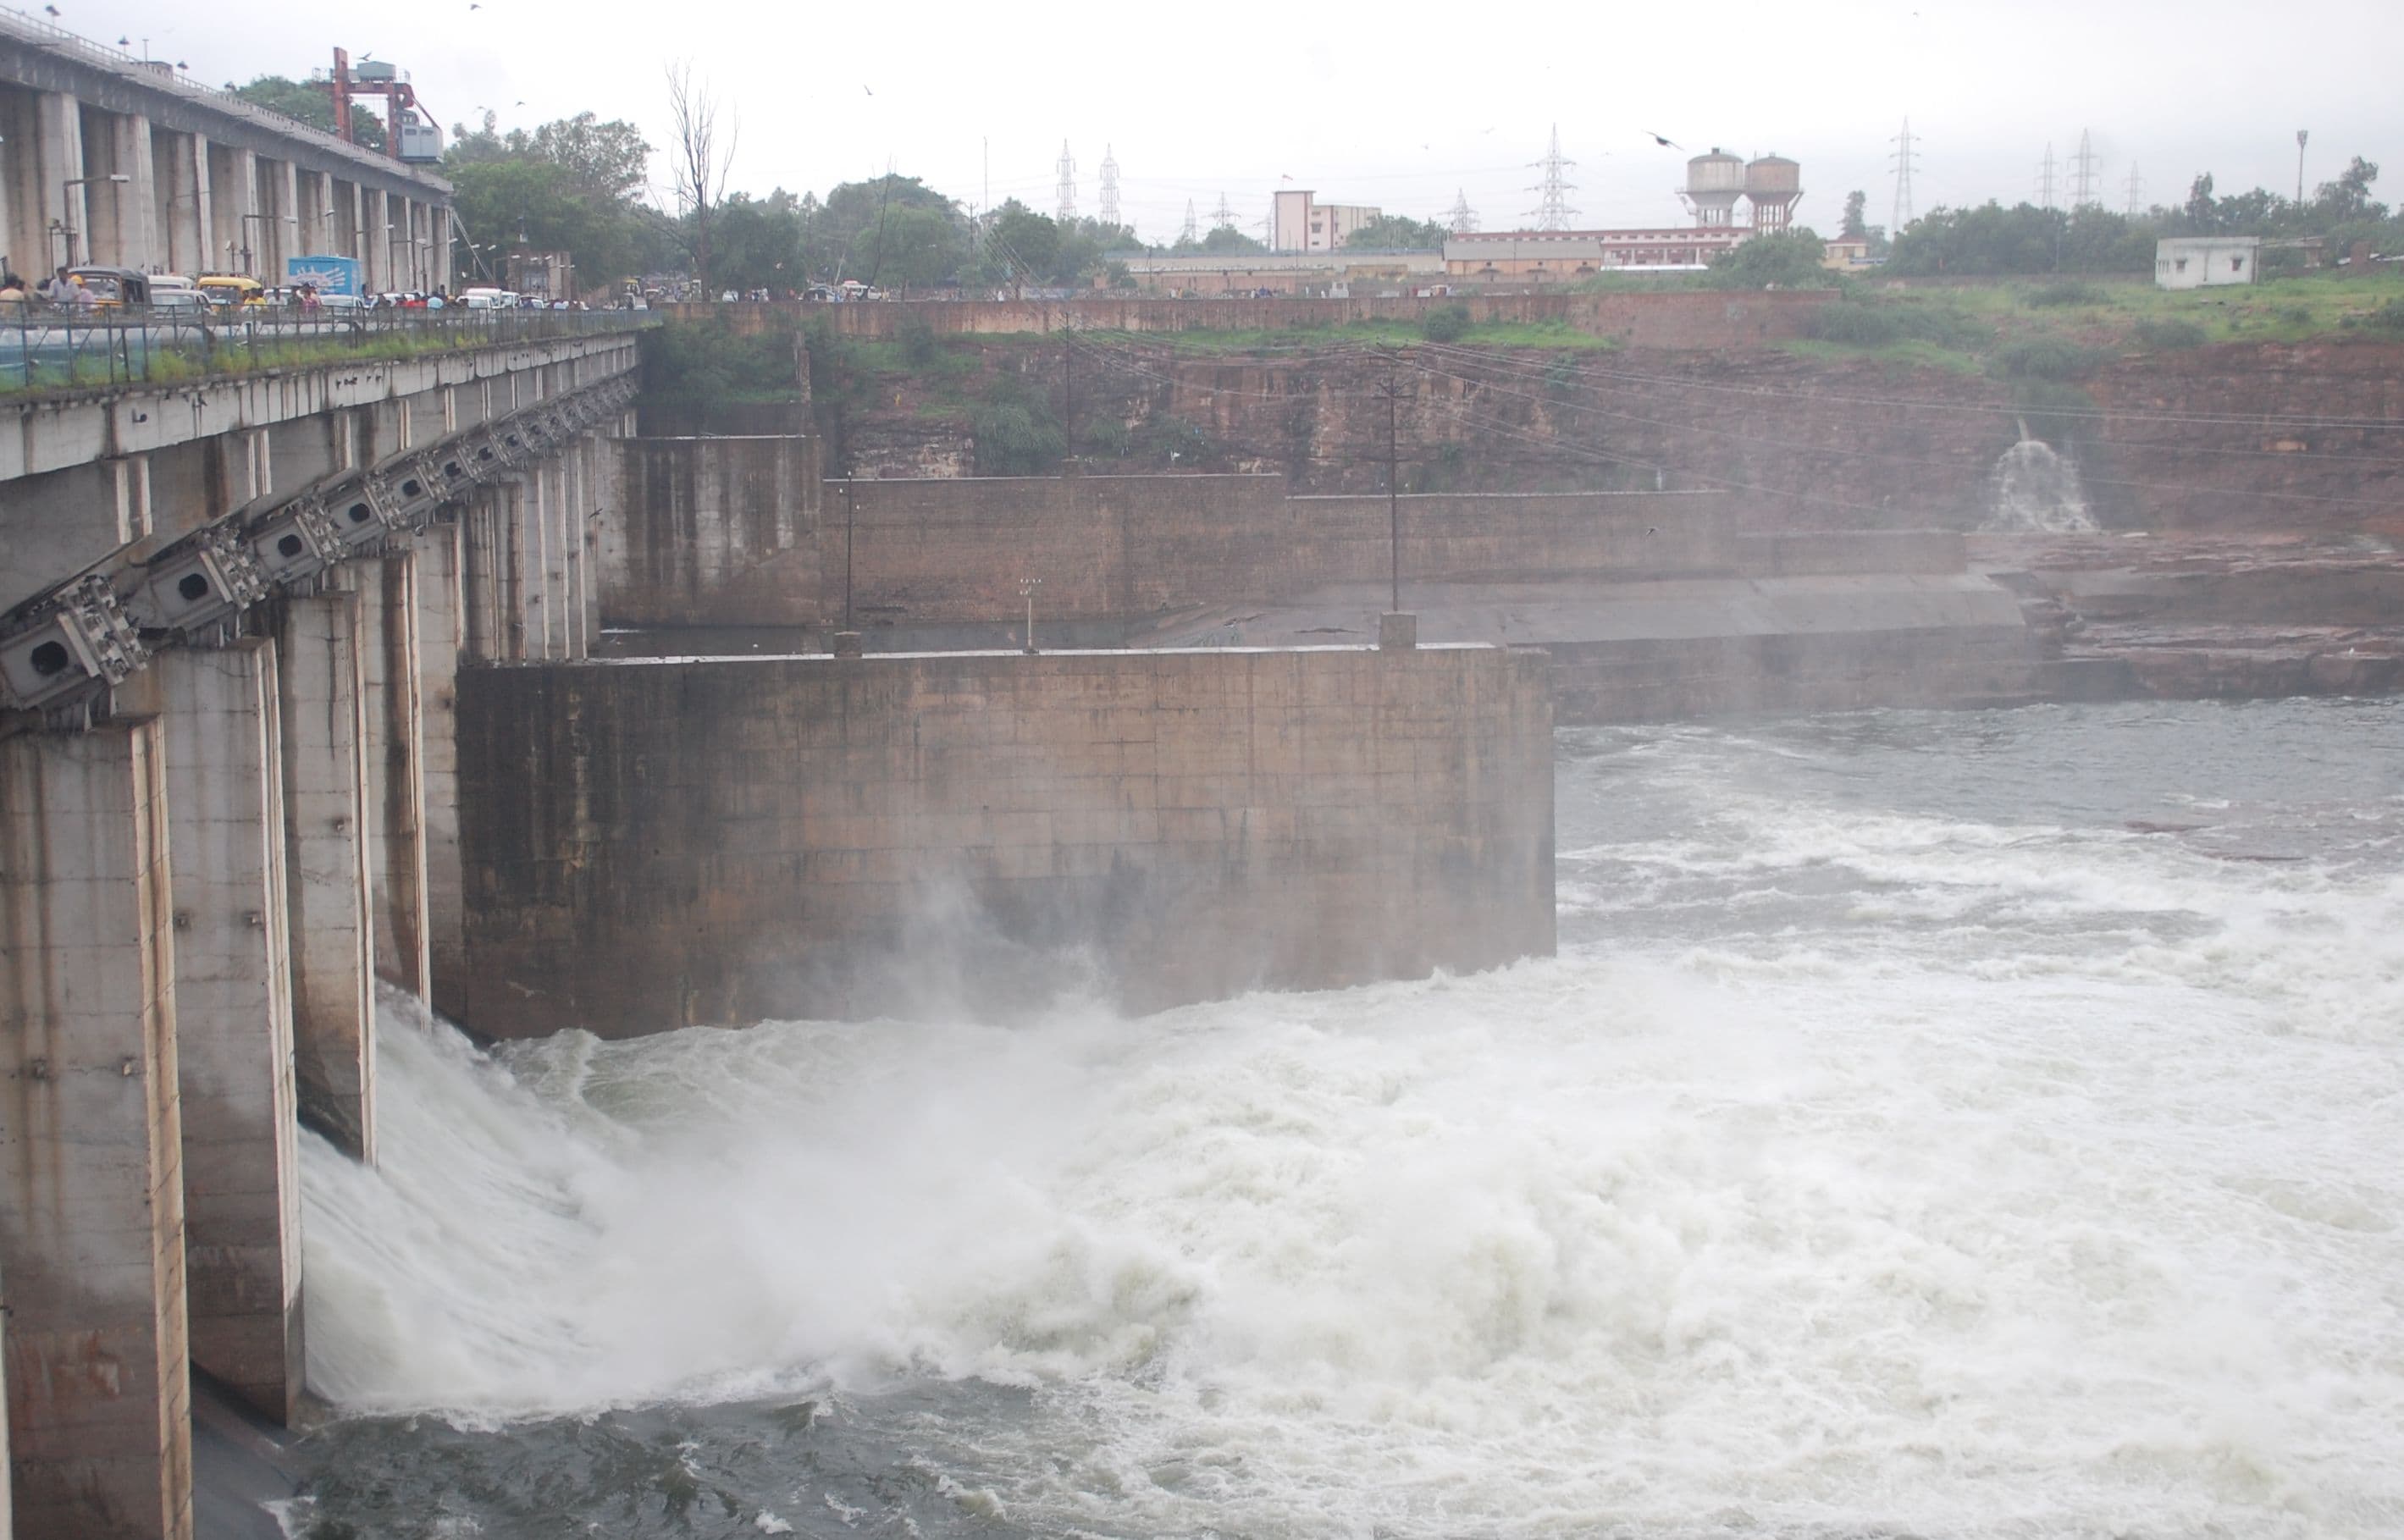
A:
0 305 653 395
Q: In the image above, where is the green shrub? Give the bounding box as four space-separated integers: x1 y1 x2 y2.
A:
1422 303 1472 343
2363 297 2404 334
970 378 1064 474
1992 337 2104 381
898 312 938 367
2131 317 2209 350
2025 280 2107 308
1805 302 1907 345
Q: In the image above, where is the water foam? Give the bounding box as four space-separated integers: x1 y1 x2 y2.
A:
304 705 2404 1536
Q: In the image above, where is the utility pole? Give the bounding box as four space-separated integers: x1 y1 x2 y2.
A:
2036 142 2059 209
1056 141 1077 224
1374 351 1415 615
842 478 855 632
1212 193 1236 230
2124 163 2145 218
1098 145 1120 227
2296 129 2309 205
1060 324 1075 476
1889 117 1920 234
1446 188 1478 235
1180 201 1198 245
1020 577 1042 654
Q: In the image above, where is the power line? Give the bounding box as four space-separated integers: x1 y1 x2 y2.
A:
1098 145 1120 228
1179 200 1197 245
1889 116 1920 234
1212 192 1236 231
1055 140 1076 224
2125 163 2145 218
1446 188 1479 235
2036 141 2059 210
1527 124 1579 231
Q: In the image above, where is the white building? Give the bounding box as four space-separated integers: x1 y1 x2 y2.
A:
1271 189 1384 252
2156 236 2259 290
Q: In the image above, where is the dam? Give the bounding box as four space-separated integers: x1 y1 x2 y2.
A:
2 39 2401 1524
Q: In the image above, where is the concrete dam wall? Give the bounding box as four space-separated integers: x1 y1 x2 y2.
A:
453 644 1556 1040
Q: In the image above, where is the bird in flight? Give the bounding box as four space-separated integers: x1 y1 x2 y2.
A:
863 86 873 96
1643 131 1682 149
42 5 60 16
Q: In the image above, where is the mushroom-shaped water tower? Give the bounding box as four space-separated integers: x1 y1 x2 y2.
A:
1744 154 1803 232
1683 149 1747 229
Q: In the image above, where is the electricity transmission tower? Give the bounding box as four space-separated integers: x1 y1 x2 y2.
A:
1212 193 1236 230
1526 124 1579 230
1889 116 1920 233
2036 142 2058 209
1446 188 1478 235
1055 141 1077 224
1180 200 1198 245
2070 129 2101 209
2124 163 2145 218
1098 146 1120 227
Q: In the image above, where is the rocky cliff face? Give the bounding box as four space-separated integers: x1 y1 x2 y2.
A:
805 337 2404 542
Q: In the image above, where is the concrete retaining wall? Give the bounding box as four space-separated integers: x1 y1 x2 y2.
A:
452 645 1556 1038
597 455 1749 632
671 291 1833 348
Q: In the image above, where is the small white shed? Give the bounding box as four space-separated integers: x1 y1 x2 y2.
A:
2156 236 2259 290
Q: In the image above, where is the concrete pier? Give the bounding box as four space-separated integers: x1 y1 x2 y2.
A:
157 643 304 1427
0 719 192 1540
275 589 375 1164
452 645 1557 1038
362 555 431 996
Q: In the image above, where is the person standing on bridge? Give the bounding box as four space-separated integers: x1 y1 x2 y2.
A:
40 265 73 306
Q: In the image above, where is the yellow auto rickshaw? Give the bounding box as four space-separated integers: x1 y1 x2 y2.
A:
196 274 266 310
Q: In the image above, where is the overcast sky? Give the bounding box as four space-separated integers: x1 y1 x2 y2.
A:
76 0 2404 241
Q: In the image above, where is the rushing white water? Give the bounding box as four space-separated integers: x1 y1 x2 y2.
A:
302 702 2404 1538
1983 434 2100 533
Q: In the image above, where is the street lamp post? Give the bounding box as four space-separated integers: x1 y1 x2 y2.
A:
58 173 131 267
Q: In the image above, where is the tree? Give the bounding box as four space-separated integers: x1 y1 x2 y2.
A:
1170 224 1264 257
1343 213 1446 250
986 200 1060 291
805 174 960 284
1704 229 1831 288
234 75 384 151
665 63 735 293
2314 157 2385 223
2184 174 2218 231
531 113 651 203
867 206 965 294
1885 202 2151 276
1842 190 1869 240
443 110 659 288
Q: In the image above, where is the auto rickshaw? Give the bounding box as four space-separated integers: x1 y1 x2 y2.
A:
196 274 267 309
66 266 152 307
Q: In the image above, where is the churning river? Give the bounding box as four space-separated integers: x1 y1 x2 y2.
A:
286 698 2404 1538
